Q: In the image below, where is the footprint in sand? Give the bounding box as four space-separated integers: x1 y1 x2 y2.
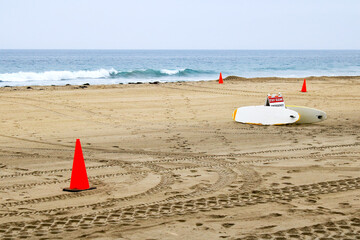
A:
222 223 234 228
339 202 351 208
258 225 277 229
209 214 227 219
268 213 282 217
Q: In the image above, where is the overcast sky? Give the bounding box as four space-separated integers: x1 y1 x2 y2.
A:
1 0 360 49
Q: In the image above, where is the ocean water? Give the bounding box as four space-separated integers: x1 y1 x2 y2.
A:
0 50 360 86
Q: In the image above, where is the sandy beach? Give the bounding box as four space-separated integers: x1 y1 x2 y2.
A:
0 76 359 239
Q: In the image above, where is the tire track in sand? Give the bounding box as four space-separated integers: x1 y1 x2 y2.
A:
0 177 358 239
239 216 360 240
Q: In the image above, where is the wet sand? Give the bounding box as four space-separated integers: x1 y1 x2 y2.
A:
0 76 359 239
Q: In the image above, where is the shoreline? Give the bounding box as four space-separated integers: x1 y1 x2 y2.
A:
1 75 360 91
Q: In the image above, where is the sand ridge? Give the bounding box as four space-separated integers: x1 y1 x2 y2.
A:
0 76 359 239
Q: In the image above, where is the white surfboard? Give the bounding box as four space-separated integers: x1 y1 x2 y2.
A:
233 106 300 125
286 105 327 124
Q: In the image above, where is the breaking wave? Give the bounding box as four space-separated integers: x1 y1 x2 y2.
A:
0 69 117 82
110 68 213 78
0 68 214 83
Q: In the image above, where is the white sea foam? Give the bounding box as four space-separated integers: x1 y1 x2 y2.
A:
0 68 117 82
160 69 183 75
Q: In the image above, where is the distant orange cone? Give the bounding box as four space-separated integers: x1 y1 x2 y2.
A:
301 79 307 92
63 139 96 192
219 72 223 84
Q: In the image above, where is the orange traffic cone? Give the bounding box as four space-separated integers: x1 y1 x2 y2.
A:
63 139 96 192
219 72 223 84
301 79 307 92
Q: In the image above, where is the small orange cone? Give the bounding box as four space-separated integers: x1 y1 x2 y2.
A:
219 72 223 84
63 139 96 192
301 79 307 92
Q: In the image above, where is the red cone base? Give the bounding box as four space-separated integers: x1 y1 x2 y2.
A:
63 187 96 192
301 79 307 92
219 72 223 84
63 139 95 192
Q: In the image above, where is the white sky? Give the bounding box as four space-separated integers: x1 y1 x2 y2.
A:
1 0 360 49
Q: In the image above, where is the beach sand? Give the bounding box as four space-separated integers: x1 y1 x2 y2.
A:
0 76 359 239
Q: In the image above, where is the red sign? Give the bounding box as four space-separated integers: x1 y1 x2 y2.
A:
268 96 284 103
